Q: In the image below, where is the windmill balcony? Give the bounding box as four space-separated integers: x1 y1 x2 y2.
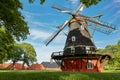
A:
51 51 63 60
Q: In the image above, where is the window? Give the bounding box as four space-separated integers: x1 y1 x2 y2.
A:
87 60 94 69
72 36 76 42
62 61 64 67
86 46 90 54
71 46 75 54
81 25 84 30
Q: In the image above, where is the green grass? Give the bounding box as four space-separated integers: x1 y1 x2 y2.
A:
0 70 120 80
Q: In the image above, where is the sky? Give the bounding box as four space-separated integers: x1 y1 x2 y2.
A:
20 0 120 63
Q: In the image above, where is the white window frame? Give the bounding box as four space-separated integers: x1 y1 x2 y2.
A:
72 36 76 42
62 61 64 67
86 46 90 54
71 46 75 54
87 60 94 69
81 25 84 30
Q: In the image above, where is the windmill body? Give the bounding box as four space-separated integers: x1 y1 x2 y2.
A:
46 4 116 72
64 18 96 56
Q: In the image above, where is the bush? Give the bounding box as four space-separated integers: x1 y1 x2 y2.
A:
0 68 9 70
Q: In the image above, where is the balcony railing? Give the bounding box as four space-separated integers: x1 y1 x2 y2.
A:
51 51 63 58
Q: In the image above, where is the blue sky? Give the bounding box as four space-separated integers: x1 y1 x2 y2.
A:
20 0 120 63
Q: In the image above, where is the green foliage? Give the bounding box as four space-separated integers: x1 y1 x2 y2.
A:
9 42 36 69
0 71 120 80
0 68 9 70
98 40 120 70
10 42 36 68
80 0 102 7
9 43 24 69
21 42 37 67
0 0 29 41
29 0 35 3
0 28 14 63
12 44 23 61
40 0 45 4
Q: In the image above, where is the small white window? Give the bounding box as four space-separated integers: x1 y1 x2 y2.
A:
72 36 76 42
86 46 90 54
62 61 64 66
86 46 90 50
71 46 75 54
87 60 94 69
81 25 84 30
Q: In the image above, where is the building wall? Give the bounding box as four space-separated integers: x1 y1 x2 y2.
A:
61 58 103 72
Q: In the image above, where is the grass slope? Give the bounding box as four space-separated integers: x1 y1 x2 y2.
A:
0 70 120 80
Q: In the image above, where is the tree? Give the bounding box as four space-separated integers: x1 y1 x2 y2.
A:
0 28 14 63
9 42 36 69
99 40 120 70
117 40 120 49
80 0 102 7
21 42 36 69
0 0 29 41
11 43 23 69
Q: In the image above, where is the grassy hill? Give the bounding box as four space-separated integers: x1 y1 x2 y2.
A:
0 70 120 80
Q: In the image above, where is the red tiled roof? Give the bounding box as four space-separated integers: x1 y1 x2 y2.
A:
0 64 11 68
7 63 27 70
28 63 45 70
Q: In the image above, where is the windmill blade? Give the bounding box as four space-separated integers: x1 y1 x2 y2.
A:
45 3 85 46
90 14 103 18
74 3 84 13
87 19 116 34
79 5 84 12
56 26 67 36
52 5 73 15
52 3 84 15
45 20 69 46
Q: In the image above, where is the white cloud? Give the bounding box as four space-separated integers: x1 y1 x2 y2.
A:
102 1 120 24
31 21 56 29
114 0 120 3
70 0 79 5
22 10 40 16
31 21 45 27
22 10 57 18
20 40 64 63
29 29 51 40
29 28 67 43
35 45 64 63
27 28 67 63
109 10 120 24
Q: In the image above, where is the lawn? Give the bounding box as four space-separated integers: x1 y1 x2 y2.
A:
0 70 120 80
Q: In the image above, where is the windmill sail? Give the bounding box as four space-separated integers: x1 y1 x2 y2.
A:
79 5 84 11
45 3 84 46
45 20 69 46
52 3 84 14
87 19 116 34
52 5 73 15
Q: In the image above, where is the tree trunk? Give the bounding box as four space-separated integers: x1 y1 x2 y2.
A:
22 61 25 70
12 61 16 70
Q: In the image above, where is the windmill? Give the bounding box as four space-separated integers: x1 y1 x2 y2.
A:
45 4 116 72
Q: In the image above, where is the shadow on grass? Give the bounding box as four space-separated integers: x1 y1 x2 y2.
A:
0 70 120 80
